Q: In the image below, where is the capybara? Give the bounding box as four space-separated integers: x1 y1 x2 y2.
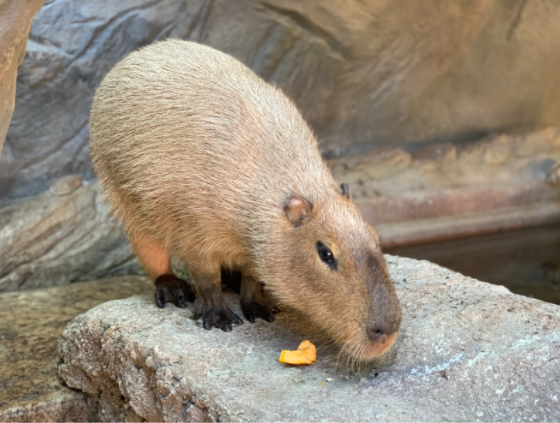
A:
90 39 401 360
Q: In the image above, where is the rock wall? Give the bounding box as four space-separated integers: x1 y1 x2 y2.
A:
3 0 560 201
0 0 45 154
0 175 141 293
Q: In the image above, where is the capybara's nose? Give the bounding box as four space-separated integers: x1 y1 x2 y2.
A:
366 324 399 357
367 324 389 342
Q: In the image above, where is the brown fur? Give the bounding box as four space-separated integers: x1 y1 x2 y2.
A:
90 39 401 360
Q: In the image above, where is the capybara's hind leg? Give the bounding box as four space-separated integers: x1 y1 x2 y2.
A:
131 235 195 307
191 264 243 331
154 275 196 308
240 271 276 323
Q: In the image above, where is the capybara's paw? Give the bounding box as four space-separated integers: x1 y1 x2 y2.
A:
241 299 277 323
193 302 243 332
154 275 196 308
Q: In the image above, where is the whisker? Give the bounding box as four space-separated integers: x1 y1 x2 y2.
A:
354 344 361 373
357 343 367 373
346 340 359 372
340 342 351 369
337 339 351 367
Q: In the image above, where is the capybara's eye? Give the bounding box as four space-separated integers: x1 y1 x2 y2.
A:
316 241 337 270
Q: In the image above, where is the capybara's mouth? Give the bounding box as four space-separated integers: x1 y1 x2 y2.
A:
362 331 398 360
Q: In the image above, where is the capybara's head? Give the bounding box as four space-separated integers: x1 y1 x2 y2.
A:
266 184 402 362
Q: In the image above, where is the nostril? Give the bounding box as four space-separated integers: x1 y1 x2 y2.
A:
367 326 385 341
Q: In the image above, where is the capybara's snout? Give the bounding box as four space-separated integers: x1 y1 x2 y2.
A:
363 273 402 359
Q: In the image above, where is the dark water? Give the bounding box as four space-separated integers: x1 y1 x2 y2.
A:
385 223 560 305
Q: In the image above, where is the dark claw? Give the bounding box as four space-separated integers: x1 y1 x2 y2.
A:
241 301 276 323
231 313 244 325
155 291 166 308
244 307 256 323
174 296 186 308
154 275 196 308
203 318 213 330
198 306 243 331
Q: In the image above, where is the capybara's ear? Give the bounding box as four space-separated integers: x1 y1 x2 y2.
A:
284 195 313 227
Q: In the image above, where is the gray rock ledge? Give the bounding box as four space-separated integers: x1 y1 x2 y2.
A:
58 256 560 422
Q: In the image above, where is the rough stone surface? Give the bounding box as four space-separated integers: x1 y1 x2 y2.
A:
0 276 154 422
4 0 560 200
49 173 83 196
0 176 142 293
0 0 45 154
59 256 560 422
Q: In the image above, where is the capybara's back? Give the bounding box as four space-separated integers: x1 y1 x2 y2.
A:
91 39 401 360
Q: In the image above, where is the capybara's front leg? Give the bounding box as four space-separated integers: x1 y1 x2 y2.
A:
192 268 243 331
240 272 276 323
